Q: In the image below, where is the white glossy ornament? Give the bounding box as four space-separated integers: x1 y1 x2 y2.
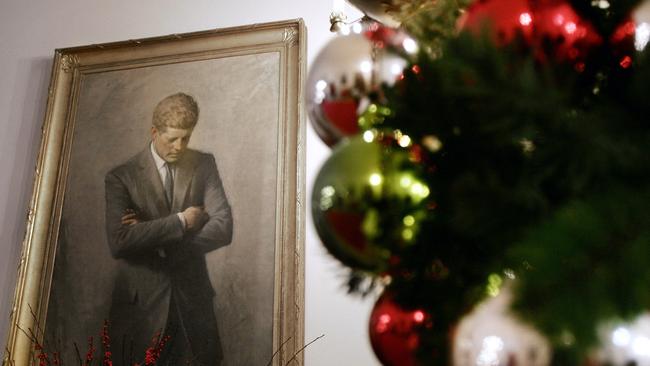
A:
453 285 551 366
594 313 650 366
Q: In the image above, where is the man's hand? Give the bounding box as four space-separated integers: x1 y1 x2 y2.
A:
182 206 209 232
121 208 140 226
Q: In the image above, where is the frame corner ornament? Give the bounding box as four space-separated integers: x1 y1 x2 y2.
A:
60 54 79 73
283 27 298 47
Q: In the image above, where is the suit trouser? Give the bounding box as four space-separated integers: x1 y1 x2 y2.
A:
158 289 222 366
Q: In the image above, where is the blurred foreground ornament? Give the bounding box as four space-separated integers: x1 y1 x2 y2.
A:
461 0 619 68
609 18 637 70
594 313 650 366
348 0 401 28
369 290 434 366
634 2 650 52
530 0 603 64
311 133 432 271
453 284 551 366
459 0 534 45
306 19 416 146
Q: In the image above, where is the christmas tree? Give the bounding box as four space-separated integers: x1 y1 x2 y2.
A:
308 0 650 365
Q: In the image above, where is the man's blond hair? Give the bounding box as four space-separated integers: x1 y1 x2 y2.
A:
152 93 199 131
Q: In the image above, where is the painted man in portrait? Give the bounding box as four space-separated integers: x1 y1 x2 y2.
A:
104 92 233 365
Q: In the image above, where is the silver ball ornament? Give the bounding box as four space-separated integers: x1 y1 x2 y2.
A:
306 20 416 146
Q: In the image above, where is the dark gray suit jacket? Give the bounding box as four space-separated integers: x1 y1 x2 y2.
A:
104 146 232 365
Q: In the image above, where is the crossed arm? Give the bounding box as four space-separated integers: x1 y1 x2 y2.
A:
105 156 233 259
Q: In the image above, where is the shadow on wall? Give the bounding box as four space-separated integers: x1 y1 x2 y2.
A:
0 57 52 351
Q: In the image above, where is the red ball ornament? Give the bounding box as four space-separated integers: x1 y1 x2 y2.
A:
369 291 434 366
460 0 534 46
529 0 603 63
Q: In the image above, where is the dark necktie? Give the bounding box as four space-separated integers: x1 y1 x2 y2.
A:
164 163 174 207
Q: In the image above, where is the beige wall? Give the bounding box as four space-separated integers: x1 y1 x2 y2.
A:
0 0 378 365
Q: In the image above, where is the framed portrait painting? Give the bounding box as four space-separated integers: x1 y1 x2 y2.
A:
4 19 305 366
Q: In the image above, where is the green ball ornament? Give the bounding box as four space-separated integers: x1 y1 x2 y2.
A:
312 132 433 272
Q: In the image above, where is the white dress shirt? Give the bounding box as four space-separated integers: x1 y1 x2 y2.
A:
151 142 175 187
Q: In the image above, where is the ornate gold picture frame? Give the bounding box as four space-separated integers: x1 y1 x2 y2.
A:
4 19 305 366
